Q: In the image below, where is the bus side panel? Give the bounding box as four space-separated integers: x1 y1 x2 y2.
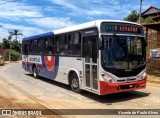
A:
22 55 32 73
54 57 83 86
22 55 84 87
38 55 59 80
22 55 43 73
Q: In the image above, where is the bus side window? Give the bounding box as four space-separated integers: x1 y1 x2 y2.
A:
59 35 67 55
37 38 43 55
40 38 46 55
45 37 54 55
68 32 81 56
22 42 29 55
25 44 29 55
22 42 25 54
75 32 81 55
35 39 38 54
37 39 41 54
55 36 60 55
68 34 72 54
29 40 33 54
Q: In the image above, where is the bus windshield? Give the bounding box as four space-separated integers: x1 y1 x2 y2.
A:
101 35 145 70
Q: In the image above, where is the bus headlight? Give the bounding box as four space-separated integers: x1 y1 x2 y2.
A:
101 74 113 83
142 72 146 80
138 72 146 80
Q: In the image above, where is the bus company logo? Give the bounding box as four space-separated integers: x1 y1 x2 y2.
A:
44 56 55 71
29 57 40 62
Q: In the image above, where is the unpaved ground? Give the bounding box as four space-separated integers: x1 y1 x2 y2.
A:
147 75 160 87
0 63 64 118
0 62 160 118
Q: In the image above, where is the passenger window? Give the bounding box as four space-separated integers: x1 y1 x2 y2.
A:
60 35 68 55
29 40 37 54
38 38 46 55
68 32 81 56
55 36 61 54
46 37 54 55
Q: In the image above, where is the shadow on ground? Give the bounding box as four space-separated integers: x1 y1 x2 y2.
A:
26 73 150 104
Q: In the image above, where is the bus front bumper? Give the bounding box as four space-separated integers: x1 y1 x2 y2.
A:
99 78 146 95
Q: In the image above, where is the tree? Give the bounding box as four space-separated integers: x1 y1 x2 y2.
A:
11 39 21 52
9 29 23 40
124 10 139 22
8 29 23 53
1 38 10 49
0 43 2 48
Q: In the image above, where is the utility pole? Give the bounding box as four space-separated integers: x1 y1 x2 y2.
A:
8 35 12 62
139 0 142 24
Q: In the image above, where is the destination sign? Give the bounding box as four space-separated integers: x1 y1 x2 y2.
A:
101 22 143 34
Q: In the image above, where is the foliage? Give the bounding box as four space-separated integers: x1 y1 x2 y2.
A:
124 10 139 22
1 38 10 49
0 38 21 52
11 39 21 52
0 43 2 48
4 50 20 61
145 16 154 24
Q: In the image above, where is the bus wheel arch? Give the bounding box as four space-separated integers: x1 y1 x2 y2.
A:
68 70 82 93
32 64 39 79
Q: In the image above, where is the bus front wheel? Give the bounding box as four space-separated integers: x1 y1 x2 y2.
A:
70 73 82 93
33 66 39 79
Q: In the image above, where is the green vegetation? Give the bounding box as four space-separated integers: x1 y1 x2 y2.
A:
0 43 2 48
0 29 22 61
145 16 154 24
4 50 20 61
124 10 139 22
1 38 10 49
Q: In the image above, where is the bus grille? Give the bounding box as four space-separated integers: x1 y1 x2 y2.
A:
117 78 137 83
119 84 135 90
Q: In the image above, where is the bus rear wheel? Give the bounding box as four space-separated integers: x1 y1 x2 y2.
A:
70 73 82 93
33 66 39 79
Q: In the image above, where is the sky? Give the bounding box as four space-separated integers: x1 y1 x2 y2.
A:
0 0 159 42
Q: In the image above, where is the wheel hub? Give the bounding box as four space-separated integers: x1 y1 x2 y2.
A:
72 79 78 88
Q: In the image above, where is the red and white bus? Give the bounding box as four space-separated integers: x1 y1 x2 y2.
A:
22 20 147 95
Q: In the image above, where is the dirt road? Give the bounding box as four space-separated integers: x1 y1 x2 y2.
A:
0 62 160 118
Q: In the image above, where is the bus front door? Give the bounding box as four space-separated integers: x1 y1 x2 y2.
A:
83 36 98 91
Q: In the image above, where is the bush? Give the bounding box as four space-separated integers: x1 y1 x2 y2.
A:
145 16 154 24
4 49 20 61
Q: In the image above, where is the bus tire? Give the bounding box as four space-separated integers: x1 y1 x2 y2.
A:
70 73 82 93
33 66 39 79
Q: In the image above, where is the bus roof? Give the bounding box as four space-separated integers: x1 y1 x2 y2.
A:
53 20 141 35
22 20 141 41
22 32 54 41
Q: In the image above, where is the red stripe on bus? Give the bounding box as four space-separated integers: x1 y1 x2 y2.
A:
27 62 32 65
36 63 42 66
99 78 146 95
